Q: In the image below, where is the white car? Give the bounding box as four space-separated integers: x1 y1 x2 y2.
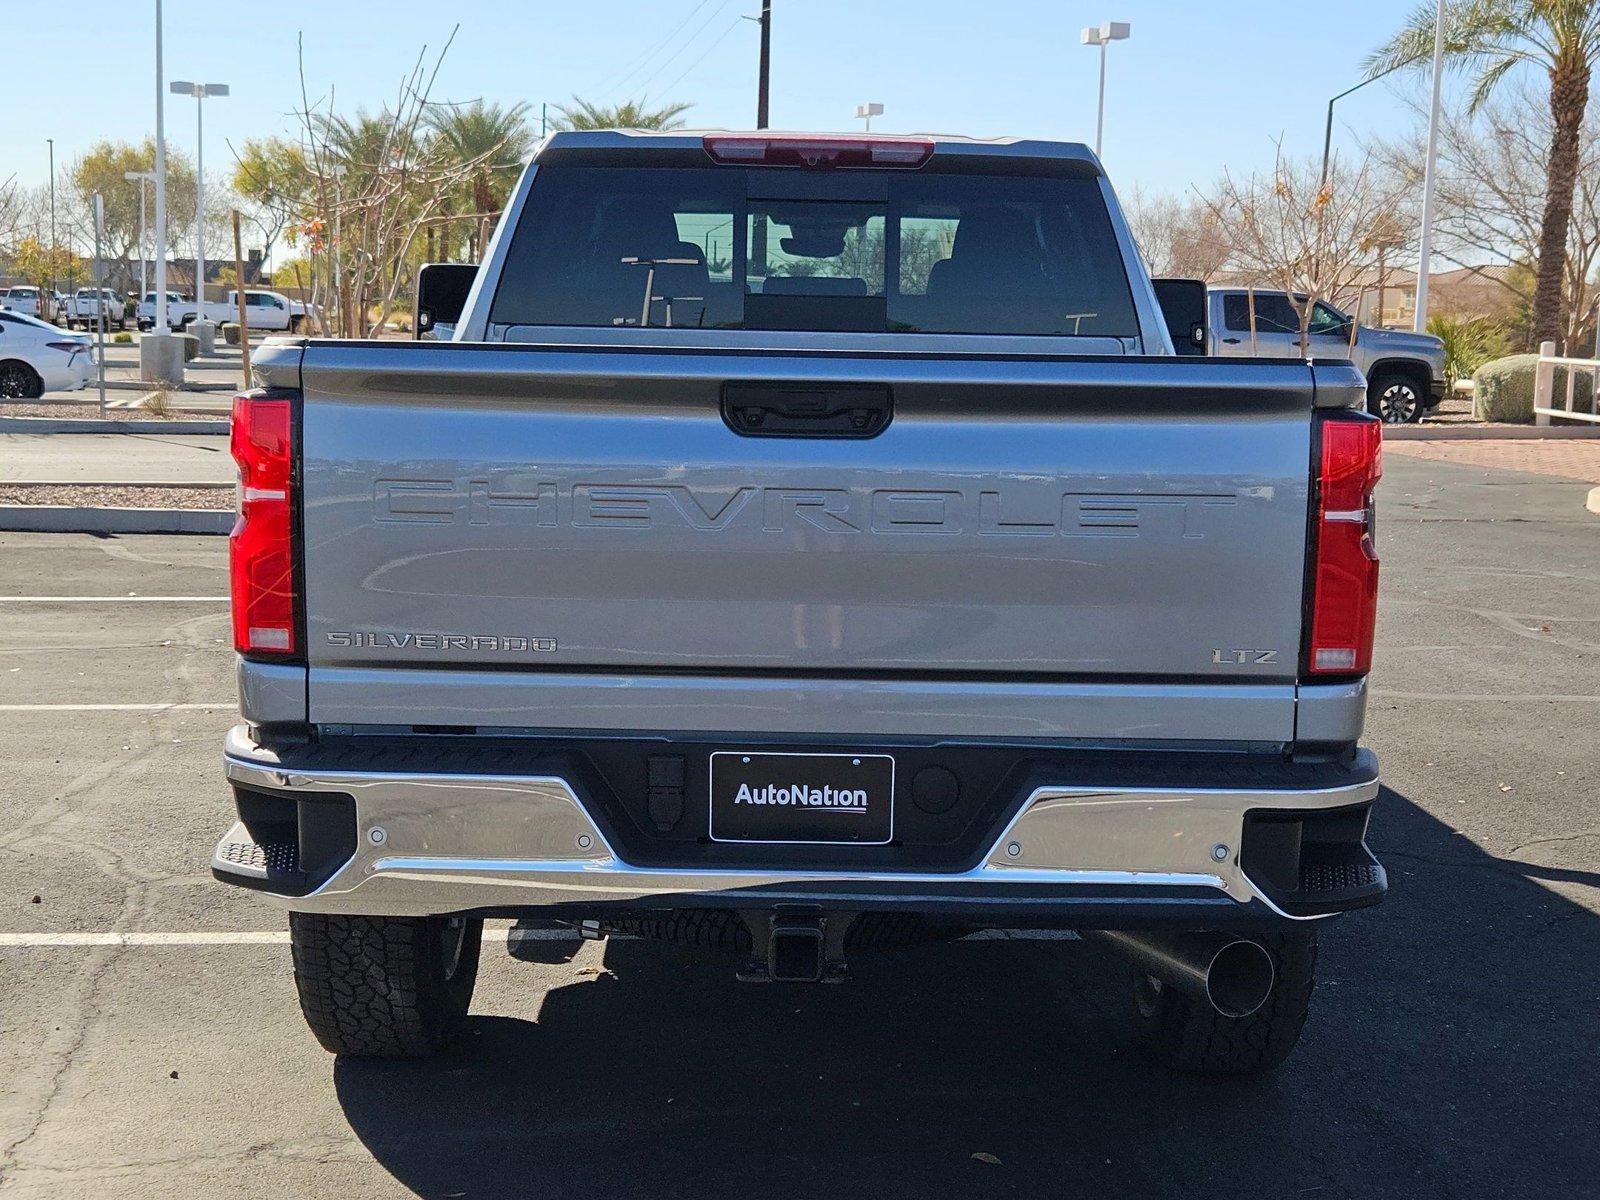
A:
67 287 127 331
0 310 93 397
136 291 221 331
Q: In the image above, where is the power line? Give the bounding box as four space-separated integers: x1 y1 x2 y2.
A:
635 0 735 96
602 0 718 96
659 12 745 99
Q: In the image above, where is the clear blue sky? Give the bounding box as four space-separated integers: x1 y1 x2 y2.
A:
6 1 1456 203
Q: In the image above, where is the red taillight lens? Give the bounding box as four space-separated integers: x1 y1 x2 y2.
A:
1306 414 1382 676
229 394 297 657
703 134 934 169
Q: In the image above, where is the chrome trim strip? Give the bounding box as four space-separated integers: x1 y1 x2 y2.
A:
220 726 1376 921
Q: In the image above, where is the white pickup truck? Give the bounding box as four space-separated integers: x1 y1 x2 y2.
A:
136 291 232 331
66 287 128 331
226 289 312 333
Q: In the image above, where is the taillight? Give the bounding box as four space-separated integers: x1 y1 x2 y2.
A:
703 134 934 169
1306 413 1382 676
229 393 297 657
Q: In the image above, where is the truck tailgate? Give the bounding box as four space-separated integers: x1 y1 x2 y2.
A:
295 342 1317 736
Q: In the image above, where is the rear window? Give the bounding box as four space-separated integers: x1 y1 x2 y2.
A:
489 166 1137 337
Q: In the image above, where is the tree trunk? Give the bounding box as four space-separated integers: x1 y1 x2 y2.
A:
1532 59 1591 348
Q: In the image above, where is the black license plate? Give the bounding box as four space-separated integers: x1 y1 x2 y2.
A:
709 752 895 844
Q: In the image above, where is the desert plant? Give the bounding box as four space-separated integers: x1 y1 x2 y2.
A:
140 389 172 417
1429 313 1513 387
113 331 132 344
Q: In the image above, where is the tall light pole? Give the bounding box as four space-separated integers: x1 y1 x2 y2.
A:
1080 21 1130 159
855 102 884 132
124 171 155 300
170 80 229 347
47 139 57 319
154 0 167 338
1414 0 1447 333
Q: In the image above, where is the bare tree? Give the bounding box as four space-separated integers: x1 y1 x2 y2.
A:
292 27 491 336
1123 187 1232 280
1200 144 1416 351
1378 83 1600 349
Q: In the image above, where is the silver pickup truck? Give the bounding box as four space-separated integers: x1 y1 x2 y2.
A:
214 130 1386 1074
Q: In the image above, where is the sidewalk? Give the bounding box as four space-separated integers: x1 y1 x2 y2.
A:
0 432 233 485
1384 437 1600 484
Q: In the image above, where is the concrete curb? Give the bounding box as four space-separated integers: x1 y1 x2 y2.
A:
1389 424 1600 441
0 505 232 535
0 417 226 435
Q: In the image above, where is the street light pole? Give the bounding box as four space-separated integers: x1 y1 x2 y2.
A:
154 0 167 338
47 139 56 320
855 102 884 132
169 81 230 349
1080 21 1131 159
1414 0 1447 333
1320 60 1409 192
755 0 772 129
125 171 155 300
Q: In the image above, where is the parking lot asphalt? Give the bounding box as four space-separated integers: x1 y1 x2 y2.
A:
1 454 1596 1199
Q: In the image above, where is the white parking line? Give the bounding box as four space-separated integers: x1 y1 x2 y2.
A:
0 928 1077 948
0 703 234 712
0 596 228 603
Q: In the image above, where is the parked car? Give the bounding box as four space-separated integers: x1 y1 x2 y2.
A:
66 287 127 331
1208 288 1446 423
216 130 1386 1074
225 289 311 333
0 309 93 397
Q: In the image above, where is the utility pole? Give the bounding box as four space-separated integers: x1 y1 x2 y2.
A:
756 0 772 129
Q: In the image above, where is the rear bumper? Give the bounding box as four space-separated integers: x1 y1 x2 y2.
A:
214 725 1384 927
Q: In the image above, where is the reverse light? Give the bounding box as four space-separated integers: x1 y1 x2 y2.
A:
703 134 934 169
1306 414 1382 676
229 393 297 657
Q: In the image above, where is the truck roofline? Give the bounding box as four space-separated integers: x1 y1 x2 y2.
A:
530 128 1105 175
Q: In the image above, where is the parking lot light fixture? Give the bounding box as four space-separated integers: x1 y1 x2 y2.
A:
855 102 884 133
1080 20 1130 159
124 170 156 300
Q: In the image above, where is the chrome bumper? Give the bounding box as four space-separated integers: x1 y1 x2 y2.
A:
216 726 1379 922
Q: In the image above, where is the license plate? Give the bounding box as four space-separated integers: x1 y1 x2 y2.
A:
709 752 895 844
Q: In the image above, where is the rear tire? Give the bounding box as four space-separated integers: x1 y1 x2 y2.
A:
0 360 45 399
288 913 482 1059
1367 372 1424 424
1131 930 1317 1075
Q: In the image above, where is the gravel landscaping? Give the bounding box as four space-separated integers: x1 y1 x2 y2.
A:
0 484 233 509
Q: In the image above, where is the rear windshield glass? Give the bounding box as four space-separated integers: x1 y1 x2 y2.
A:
489 166 1137 337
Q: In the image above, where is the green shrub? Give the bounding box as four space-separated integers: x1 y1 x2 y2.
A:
1473 353 1596 422
113 331 132 344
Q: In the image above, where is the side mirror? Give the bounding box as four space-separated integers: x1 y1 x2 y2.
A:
1151 278 1208 357
415 263 479 340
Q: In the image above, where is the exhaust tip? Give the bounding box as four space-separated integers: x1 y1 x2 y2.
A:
1205 939 1276 1019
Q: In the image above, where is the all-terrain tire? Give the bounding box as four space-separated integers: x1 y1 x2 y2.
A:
288 913 482 1058
605 908 752 954
1132 930 1317 1075
1367 371 1424 424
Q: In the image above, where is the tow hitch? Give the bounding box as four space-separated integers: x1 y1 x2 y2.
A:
737 910 850 983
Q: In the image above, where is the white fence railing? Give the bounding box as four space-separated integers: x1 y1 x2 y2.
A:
1535 341 1600 425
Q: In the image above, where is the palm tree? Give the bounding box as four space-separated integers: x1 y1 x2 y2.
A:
552 97 693 131
1369 1 1600 347
424 101 534 218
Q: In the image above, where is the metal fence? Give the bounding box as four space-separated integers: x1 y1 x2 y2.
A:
1535 342 1600 425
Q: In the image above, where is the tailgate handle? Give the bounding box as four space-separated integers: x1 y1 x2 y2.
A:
721 382 892 439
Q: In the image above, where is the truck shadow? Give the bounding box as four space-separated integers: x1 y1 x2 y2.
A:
332 784 1600 1200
